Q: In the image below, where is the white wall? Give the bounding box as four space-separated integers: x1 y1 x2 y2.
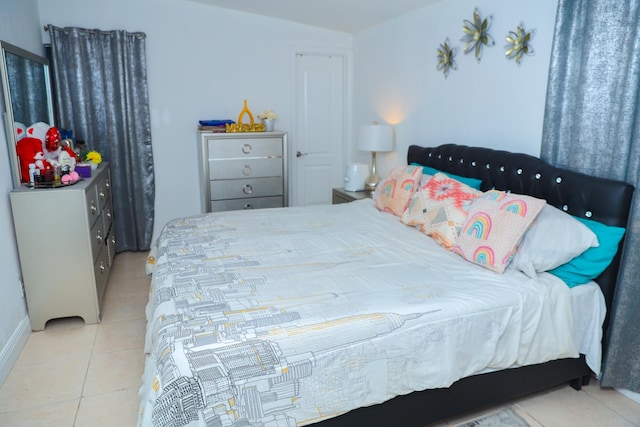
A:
353 0 559 176
0 0 42 385
36 0 353 240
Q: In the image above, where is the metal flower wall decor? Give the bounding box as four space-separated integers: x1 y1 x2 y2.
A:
505 23 535 66
461 8 495 63
436 38 458 78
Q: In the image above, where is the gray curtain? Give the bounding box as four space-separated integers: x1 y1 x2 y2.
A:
47 25 155 252
541 1 640 391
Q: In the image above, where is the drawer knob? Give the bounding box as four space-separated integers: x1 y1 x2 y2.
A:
99 262 106 274
90 202 97 215
243 184 253 194
242 144 252 154
96 230 103 245
99 191 105 200
106 209 112 220
243 203 254 210
242 165 252 176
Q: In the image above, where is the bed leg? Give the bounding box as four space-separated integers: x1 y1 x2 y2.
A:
570 378 582 390
569 375 590 391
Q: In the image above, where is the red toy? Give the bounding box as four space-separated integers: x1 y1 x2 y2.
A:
45 127 61 152
16 137 50 182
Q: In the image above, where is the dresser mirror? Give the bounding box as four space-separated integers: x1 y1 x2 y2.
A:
0 40 54 188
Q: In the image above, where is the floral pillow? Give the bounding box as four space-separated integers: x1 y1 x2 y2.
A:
402 173 482 250
453 190 546 273
374 165 423 216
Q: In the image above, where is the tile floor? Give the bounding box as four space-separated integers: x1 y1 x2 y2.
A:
0 251 638 426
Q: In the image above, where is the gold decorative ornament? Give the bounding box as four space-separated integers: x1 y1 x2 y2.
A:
505 23 535 66
436 38 458 79
226 99 266 132
461 8 495 62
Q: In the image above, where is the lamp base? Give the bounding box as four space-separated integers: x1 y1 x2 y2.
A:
364 173 381 193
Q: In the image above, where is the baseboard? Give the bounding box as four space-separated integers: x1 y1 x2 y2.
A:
0 315 31 387
617 388 640 405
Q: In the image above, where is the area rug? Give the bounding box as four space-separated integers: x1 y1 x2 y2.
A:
452 407 531 427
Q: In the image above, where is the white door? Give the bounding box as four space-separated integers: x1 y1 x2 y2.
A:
292 53 345 206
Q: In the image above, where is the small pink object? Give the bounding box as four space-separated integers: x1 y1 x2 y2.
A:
61 174 73 184
69 171 80 180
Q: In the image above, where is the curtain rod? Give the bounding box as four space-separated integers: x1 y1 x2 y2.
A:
43 25 146 38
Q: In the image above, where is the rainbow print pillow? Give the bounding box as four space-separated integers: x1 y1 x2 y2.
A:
401 173 482 250
453 190 546 273
374 165 423 216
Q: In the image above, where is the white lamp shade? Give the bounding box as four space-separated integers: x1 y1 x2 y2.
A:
358 124 393 152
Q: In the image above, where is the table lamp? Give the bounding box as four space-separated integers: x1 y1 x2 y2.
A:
358 122 393 192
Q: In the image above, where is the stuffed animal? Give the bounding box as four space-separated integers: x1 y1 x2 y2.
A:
26 122 50 146
15 137 49 182
14 122 26 142
25 122 64 164
33 151 51 171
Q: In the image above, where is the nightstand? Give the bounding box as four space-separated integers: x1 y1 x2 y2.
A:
332 188 372 204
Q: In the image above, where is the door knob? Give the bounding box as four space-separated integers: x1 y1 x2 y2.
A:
296 151 308 157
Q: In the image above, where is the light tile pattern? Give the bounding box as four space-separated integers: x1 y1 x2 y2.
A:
0 251 638 426
0 251 148 426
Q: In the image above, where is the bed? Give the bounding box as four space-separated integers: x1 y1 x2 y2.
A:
139 143 634 427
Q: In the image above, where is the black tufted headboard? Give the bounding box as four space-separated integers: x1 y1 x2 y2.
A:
408 144 634 333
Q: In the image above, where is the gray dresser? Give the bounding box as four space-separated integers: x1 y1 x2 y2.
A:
198 131 288 212
10 164 116 330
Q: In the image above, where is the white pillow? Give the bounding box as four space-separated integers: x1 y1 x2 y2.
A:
510 204 599 278
419 173 433 188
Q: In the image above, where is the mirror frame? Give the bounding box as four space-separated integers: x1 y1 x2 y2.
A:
0 40 54 189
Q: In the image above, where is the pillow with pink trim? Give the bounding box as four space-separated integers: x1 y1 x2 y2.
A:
374 165 423 216
401 173 482 250
453 190 546 273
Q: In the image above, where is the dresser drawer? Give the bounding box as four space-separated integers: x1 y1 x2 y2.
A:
102 197 114 235
90 213 106 262
95 173 111 212
106 227 117 268
208 138 283 159
210 196 284 212
210 177 283 200
86 184 100 227
209 158 283 179
94 245 110 308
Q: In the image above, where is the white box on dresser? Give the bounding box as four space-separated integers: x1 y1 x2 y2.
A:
9 163 116 331
198 131 288 213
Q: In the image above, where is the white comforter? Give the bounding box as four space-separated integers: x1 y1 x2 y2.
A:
139 199 604 426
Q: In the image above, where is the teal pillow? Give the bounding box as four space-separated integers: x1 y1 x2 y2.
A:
411 163 482 190
549 217 626 287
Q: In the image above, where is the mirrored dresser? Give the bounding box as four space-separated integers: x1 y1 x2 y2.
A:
10 164 115 330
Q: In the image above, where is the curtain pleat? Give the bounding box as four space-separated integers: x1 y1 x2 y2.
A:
47 25 155 252
541 1 640 390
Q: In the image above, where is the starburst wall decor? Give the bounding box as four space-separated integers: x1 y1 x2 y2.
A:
436 38 458 78
505 23 535 66
461 8 495 63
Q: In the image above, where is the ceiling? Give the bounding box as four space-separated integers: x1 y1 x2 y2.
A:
186 0 442 33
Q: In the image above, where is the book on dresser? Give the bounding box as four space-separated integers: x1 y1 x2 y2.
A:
197 131 288 213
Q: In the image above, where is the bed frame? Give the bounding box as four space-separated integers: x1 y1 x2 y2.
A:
320 144 634 427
